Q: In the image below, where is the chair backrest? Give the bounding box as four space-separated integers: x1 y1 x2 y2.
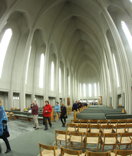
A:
55 130 67 135
86 132 100 137
68 131 85 136
67 123 78 127
61 147 82 156
39 144 58 156
113 149 132 156
86 150 110 156
117 119 127 124
118 132 132 137
100 124 114 129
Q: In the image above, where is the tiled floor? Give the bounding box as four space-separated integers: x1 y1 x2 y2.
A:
0 116 70 156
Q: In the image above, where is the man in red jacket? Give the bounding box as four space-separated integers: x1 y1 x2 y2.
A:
43 100 52 130
31 101 39 129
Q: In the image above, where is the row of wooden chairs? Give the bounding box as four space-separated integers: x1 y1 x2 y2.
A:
55 130 132 151
66 123 132 134
71 119 132 125
39 143 132 156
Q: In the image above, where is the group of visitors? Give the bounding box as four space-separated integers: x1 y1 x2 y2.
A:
31 100 67 130
0 99 67 153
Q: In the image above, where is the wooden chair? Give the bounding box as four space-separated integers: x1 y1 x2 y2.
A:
89 119 98 125
68 131 85 149
66 123 78 132
117 119 127 125
89 124 101 133
86 150 111 156
98 120 108 126
111 149 132 156
117 132 132 149
114 124 126 133
61 147 85 156
84 132 100 150
101 133 117 151
126 119 132 124
78 124 90 133
125 124 132 133
107 119 118 126
55 130 69 147
39 144 60 156
100 125 115 134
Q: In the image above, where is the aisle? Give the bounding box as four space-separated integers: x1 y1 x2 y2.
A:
0 113 73 156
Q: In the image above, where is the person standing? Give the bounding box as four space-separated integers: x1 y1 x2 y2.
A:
54 102 60 121
72 101 78 111
31 101 39 129
0 99 11 154
43 101 52 130
60 103 67 127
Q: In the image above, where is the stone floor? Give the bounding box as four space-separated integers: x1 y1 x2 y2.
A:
0 115 72 156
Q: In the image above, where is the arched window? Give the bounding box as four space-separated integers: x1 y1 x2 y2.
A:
39 53 45 88
0 28 12 78
50 61 54 91
121 21 132 50
83 83 86 97
88 83 92 97
68 75 70 96
98 82 100 96
94 83 97 97
59 67 62 93
113 54 120 87
25 46 31 84
79 83 82 97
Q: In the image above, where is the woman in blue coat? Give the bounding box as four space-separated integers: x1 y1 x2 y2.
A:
0 99 11 154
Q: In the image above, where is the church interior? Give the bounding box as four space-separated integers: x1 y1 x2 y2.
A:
0 0 132 155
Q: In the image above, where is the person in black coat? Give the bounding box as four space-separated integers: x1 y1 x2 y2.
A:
60 104 67 127
72 101 78 111
0 99 11 154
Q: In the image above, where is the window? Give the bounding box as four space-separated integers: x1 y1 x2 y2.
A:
88 84 92 97
108 69 111 92
0 28 12 78
121 21 132 50
113 54 120 87
59 68 62 93
79 83 82 97
39 53 44 88
25 46 32 84
68 75 70 96
94 83 97 97
50 61 54 91
83 83 86 97
98 82 100 96
130 0 132 2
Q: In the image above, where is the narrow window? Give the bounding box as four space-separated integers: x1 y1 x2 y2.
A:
0 28 12 78
79 83 82 97
113 54 120 87
68 76 70 96
25 46 32 84
39 53 44 88
121 21 132 50
59 68 62 93
89 84 92 97
50 61 54 91
83 83 86 97
98 82 100 96
94 83 97 97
